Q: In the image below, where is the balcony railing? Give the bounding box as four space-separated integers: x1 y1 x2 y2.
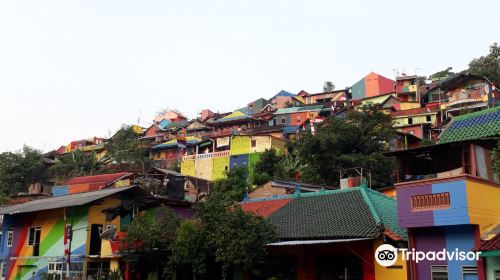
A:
182 150 230 161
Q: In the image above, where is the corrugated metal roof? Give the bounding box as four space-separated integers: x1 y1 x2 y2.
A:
0 186 139 215
63 172 132 186
274 105 324 115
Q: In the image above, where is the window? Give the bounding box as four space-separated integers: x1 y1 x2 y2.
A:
0 261 6 280
296 117 301 123
411 193 450 211
281 118 286 124
426 115 432 122
462 266 478 279
7 230 13 247
495 270 500 280
28 227 41 246
251 140 257 148
48 262 63 280
431 265 448 280
408 117 413 125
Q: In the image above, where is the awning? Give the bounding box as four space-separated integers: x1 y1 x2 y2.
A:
267 238 372 246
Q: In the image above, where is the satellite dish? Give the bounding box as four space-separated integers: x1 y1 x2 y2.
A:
100 226 117 240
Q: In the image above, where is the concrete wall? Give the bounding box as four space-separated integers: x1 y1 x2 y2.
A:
212 156 230 181
230 136 251 155
485 256 500 280
181 159 195 177
195 158 213 181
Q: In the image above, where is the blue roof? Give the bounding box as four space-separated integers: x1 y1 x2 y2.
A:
158 119 171 129
271 90 294 99
283 126 299 134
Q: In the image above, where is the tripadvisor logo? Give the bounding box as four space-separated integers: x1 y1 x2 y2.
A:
375 244 398 267
375 244 482 267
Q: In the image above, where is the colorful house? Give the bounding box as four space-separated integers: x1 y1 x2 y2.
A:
296 89 350 105
391 103 441 140
270 105 324 127
151 136 202 169
241 186 408 280
396 75 421 102
390 108 500 280
269 90 296 109
52 172 135 195
351 72 395 100
180 135 285 182
0 187 155 280
439 73 499 118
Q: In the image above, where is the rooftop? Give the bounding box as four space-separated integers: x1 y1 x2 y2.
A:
0 186 144 215
438 106 500 144
241 186 406 241
63 172 133 186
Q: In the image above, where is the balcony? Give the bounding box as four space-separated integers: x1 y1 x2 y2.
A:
182 150 230 161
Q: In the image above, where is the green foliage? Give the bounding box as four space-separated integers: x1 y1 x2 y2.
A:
468 42 500 82
211 167 249 203
250 149 283 185
0 146 44 195
493 141 500 174
49 150 108 183
420 139 435 147
289 104 396 188
430 67 454 81
323 81 335 92
106 125 150 171
121 206 180 275
170 199 275 278
283 100 295 108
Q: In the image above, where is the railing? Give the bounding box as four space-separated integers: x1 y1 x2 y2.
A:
182 150 230 161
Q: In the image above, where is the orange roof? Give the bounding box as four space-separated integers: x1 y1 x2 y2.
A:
63 172 132 186
240 198 293 217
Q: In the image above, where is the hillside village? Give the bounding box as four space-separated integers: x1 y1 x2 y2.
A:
1 48 500 279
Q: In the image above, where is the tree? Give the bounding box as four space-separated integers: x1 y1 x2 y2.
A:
468 42 500 82
49 150 108 183
210 167 249 203
170 168 276 279
121 206 180 279
323 81 335 92
0 146 44 195
289 104 396 188
106 125 150 172
251 149 283 185
430 67 454 81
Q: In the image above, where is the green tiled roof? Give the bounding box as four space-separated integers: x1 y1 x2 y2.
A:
438 106 500 144
274 105 324 115
242 187 407 241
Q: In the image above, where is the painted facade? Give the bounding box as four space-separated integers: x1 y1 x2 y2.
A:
351 72 395 100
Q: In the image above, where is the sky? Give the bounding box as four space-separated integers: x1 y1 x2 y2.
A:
1 0 499 153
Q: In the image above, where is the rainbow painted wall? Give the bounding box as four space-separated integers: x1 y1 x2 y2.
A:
0 196 126 280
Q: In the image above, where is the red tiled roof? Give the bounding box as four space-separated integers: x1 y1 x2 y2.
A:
241 198 293 217
477 234 500 252
63 172 133 186
390 104 440 117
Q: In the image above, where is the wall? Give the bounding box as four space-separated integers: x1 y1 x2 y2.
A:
485 256 500 280
400 102 422 110
181 159 195 177
248 153 261 178
373 239 408 280
248 181 287 199
397 179 470 228
212 156 230 181
1 207 88 280
230 154 249 170
249 136 272 153
230 136 251 155
466 180 500 228
410 225 479 280
194 158 213 181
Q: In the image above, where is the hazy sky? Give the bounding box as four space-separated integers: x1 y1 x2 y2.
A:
1 0 499 152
